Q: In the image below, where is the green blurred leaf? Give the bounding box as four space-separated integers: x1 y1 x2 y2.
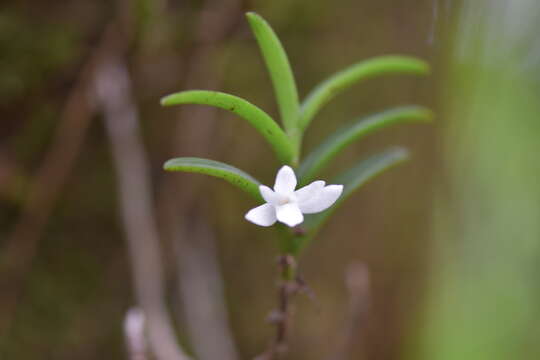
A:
298 106 431 186
164 157 262 201
161 90 294 164
299 56 430 131
296 148 409 250
246 12 300 134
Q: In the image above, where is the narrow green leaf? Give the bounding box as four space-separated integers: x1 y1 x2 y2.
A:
161 90 294 164
296 148 409 250
164 157 262 201
299 56 430 131
246 12 300 133
298 106 431 185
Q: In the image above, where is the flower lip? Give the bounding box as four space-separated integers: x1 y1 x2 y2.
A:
245 165 343 227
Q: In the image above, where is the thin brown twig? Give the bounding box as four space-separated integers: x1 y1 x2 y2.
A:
274 255 297 354
95 54 191 360
256 255 300 360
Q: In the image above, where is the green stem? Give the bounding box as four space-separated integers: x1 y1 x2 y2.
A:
280 254 297 282
288 129 303 168
277 225 305 258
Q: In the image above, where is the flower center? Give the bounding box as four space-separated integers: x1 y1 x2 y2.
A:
276 193 296 206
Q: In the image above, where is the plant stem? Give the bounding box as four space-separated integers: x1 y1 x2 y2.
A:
257 254 298 360
287 128 302 168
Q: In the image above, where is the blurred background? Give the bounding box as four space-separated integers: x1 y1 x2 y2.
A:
2 0 540 359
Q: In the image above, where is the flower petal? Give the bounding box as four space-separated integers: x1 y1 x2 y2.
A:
245 203 277 226
274 165 297 194
294 180 325 204
298 184 344 214
276 203 304 227
259 185 278 205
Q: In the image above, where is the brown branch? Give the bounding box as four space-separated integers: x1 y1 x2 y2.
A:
274 255 297 354
256 255 300 360
95 54 190 360
0 24 121 340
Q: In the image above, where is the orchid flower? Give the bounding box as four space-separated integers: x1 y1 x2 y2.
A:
245 166 343 227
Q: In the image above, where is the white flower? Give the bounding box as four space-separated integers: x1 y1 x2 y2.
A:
245 166 344 227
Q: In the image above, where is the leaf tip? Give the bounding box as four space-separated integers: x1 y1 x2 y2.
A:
163 159 176 171
160 94 173 106
245 11 271 31
390 55 431 74
410 106 434 122
245 11 261 22
416 59 431 74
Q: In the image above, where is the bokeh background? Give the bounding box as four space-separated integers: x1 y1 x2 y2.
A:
2 0 540 359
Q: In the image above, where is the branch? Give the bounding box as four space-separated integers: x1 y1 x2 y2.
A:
95 55 190 360
256 255 300 360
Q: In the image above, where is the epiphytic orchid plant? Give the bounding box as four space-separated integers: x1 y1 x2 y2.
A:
162 12 430 258
162 13 430 353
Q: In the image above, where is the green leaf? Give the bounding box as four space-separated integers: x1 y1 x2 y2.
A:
164 157 262 201
298 106 431 186
299 56 430 131
246 12 300 134
161 90 294 164
296 148 409 251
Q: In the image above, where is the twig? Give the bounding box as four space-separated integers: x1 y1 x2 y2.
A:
95 55 190 360
124 307 148 360
274 255 297 354
0 24 119 339
256 255 300 360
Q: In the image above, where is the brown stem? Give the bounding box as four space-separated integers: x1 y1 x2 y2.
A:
275 255 296 351
257 255 299 360
95 53 190 360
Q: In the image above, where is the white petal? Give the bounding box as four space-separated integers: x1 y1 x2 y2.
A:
294 180 325 204
245 204 277 226
259 185 278 205
276 203 304 227
274 165 297 194
298 184 343 214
